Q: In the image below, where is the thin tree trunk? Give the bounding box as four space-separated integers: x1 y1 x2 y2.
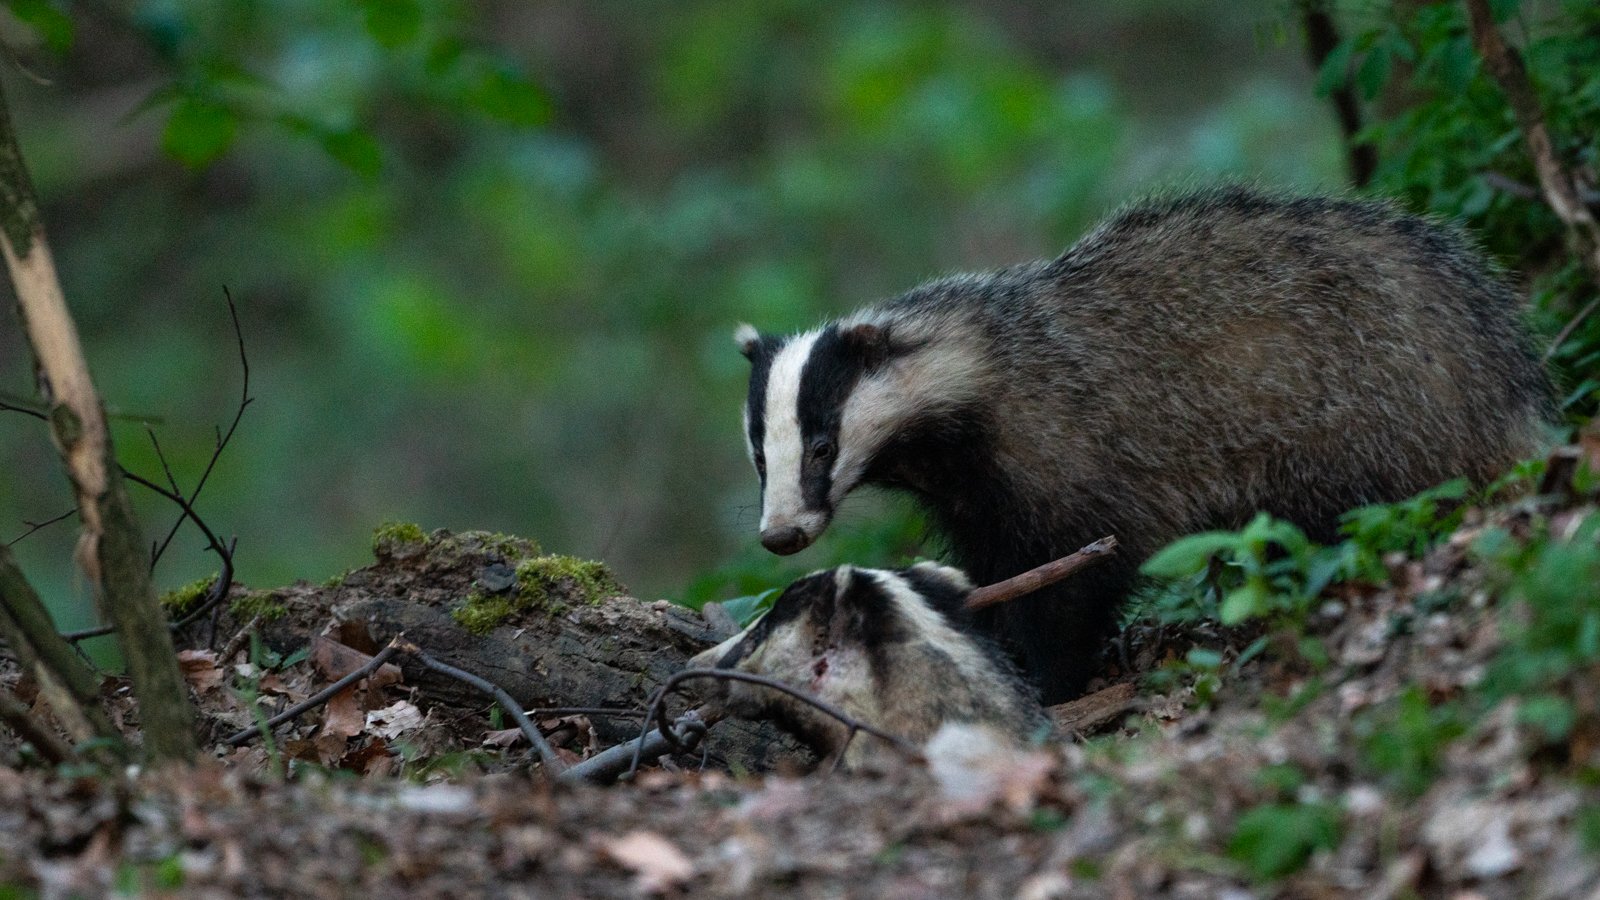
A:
1299 0 1377 188
0 78 194 764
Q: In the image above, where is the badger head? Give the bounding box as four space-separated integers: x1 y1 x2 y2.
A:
738 318 981 555
687 561 1031 765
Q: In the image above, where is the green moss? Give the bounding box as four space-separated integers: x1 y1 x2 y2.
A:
449 553 620 635
372 521 427 557
159 574 217 618
230 591 287 623
515 555 619 606
324 570 347 588
452 593 514 636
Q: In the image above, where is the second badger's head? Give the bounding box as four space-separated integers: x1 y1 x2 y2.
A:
687 561 1040 767
736 312 983 556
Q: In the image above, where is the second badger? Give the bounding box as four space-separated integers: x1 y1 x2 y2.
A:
687 561 1041 768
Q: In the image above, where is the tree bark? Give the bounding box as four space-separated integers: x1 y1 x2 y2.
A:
1299 0 1377 188
0 77 195 764
0 544 123 747
1463 0 1600 354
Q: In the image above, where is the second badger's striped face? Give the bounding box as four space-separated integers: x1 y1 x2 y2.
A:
737 321 901 555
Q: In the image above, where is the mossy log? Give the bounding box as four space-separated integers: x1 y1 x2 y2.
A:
213 529 810 773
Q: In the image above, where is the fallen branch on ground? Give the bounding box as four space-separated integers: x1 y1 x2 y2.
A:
561 706 719 785
224 640 402 748
628 669 923 781
397 642 568 777
964 536 1118 611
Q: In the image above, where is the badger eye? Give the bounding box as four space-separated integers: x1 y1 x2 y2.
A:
810 439 835 462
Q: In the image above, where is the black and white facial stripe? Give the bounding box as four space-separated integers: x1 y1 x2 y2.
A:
738 321 904 555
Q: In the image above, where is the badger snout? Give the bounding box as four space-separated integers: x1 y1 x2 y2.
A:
760 524 812 555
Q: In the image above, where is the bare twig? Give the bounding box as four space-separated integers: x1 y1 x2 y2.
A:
217 612 263 664
560 707 718 785
151 287 251 569
1462 0 1600 359
7 508 76 546
529 706 647 719
0 683 71 764
223 640 402 747
964 536 1118 611
627 669 923 780
0 398 46 419
397 643 567 776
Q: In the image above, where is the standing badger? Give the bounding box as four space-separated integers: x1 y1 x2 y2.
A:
688 562 1042 768
737 187 1554 704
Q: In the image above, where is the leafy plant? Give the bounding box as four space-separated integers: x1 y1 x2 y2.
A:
1140 512 1348 626
1357 686 1465 796
1228 800 1343 880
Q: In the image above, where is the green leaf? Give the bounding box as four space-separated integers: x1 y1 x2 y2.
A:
1314 39 1356 97
8 0 72 52
162 99 237 168
1229 803 1343 880
1219 581 1268 624
1489 0 1520 22
1356 46 1393 101
722 589 779 628
1186 647 1223 669
362 0 421 48
1140 531 1242 578
321 129 382 178
473 69 550 127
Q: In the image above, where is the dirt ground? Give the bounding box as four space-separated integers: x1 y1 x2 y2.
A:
1 506 1598 899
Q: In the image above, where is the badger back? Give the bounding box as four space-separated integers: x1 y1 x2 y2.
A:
687 561 1040 765
736 188 1555 705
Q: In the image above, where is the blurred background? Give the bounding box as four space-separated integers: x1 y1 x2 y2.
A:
0 0 1359 631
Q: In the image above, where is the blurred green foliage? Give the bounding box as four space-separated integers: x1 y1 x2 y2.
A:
0 0 1360 637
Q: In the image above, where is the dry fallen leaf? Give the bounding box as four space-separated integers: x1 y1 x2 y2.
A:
309 635 403 688
483 727 524 748
365 700 425 740
177 650 225 693
322 689 366 739
603 831 694 893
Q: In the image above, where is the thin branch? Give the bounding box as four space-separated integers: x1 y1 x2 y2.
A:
223 640 401 747
151 287 251 569
560 707 717 785
7 508 76 546
0 683 71 764
1462 0 1600 359
0 399 46 420
529 706 647 719
964 536 1118 611
217 611 263 663
1481 171 1600 208
64 472 235 643
398 643 568 776
627 669 923 780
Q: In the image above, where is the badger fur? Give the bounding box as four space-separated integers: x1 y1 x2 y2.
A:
687 561 1042 768
738 187 1554 705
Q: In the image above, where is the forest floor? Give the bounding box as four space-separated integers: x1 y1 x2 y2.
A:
2 476 1599 898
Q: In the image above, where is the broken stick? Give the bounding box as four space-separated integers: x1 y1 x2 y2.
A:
964 536 1118 611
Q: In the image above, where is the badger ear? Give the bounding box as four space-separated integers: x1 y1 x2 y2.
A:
734 323 762 360
840 323 895 371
